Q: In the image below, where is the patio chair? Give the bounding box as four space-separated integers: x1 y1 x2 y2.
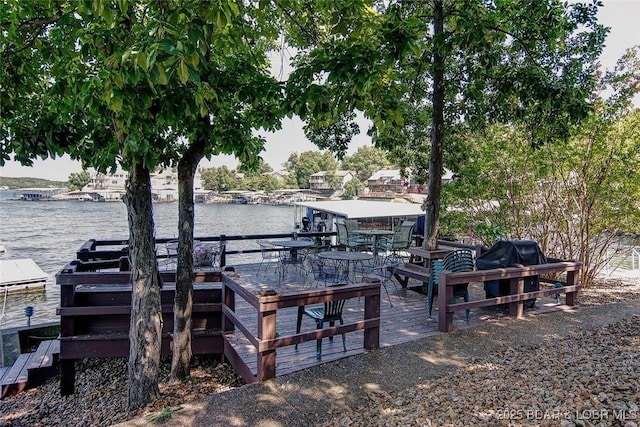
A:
356 257 402 306
429 249 474 321
379 220 415 263
159 240 179 269
194 242 224 270
336 220 369 251
295 291 347 359
279 248 308 279
257 240 280 276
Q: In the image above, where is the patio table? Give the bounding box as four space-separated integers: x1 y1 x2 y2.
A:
269 239 315 279
269 239 315 259
317 251 373 283
351 229 393 260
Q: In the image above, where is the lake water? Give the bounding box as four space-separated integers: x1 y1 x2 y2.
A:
0 196 294 329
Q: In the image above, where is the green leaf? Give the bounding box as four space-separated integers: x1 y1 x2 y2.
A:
114 73 124 89
110 95 122 112
160 40 179 56
189 52 199 68
199 102 208 117
188 66 200 84
178 59 189 84
156 65 168 85
136 51 147 70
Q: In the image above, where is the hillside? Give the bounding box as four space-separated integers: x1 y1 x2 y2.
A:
0 176 68 189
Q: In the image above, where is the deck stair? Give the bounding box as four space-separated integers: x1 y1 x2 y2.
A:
0 339 60 399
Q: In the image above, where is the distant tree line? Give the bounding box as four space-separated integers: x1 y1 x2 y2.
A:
0 176 67 189
200 145 392 193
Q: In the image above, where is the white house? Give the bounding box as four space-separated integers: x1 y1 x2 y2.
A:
309 170 354 191
82 167 207 202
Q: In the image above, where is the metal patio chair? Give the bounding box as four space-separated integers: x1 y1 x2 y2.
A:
303 256 347 287
336 220 369 251
295 291 348 359
378 220 415 263
257 240 280 276
356 257 402 306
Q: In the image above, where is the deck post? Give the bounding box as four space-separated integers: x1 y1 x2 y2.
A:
59 280 76 395
565 270 578 306
219 235 227 268
222 283 235 333
60 359 76 395
257 308 277 381
438 271 454 332
363 292 380 350
509 277 525 317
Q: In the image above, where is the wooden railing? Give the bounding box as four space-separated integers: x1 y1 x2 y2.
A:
55 268 223 395
220 273 381 383
55 244 382 392
438 261 582 332
74 231 337 267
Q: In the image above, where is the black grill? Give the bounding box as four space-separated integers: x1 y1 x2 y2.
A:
475 240 546 307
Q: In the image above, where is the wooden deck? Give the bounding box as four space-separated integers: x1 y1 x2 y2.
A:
222 261 573 379
55 236 581 391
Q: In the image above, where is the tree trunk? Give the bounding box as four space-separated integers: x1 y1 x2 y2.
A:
425 0 445 251
124 163 162 411
171 138 205 380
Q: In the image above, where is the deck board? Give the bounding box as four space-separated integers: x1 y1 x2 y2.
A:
0 353 30 386
26 340 59 370
222 261 568 380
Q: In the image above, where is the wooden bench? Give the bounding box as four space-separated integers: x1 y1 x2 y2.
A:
394 244 477 292
438 261 582 332
393 263 431 288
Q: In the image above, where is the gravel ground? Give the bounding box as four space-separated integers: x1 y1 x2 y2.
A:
1 277 639 427
321 314 640 427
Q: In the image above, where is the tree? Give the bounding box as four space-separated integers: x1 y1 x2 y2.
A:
2 0 284 409
441 47 640 285
160 2 283 380
201 166 238 192
244 173 281 192
304 110 361 158
2 2 170 408
342 177 364 199
341 146 392 181
281 170 299 188
67 171 91 191
284 0 607 250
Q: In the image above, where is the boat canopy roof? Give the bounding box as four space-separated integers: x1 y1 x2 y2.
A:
294 200 424 219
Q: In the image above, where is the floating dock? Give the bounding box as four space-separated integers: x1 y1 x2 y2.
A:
0 259 48 292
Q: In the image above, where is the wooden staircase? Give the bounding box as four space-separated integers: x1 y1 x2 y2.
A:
0 339 60 399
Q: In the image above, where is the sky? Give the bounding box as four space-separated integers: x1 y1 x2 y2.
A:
1 0 639 182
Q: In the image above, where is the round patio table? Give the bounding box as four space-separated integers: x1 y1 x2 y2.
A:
270 240 315 249
268 240 316 280
317 251 373 282
268 239 315 259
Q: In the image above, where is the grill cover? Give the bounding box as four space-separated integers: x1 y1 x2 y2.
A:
476 240 546 303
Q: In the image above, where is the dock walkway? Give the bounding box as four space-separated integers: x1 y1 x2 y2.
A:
0 339 59 399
